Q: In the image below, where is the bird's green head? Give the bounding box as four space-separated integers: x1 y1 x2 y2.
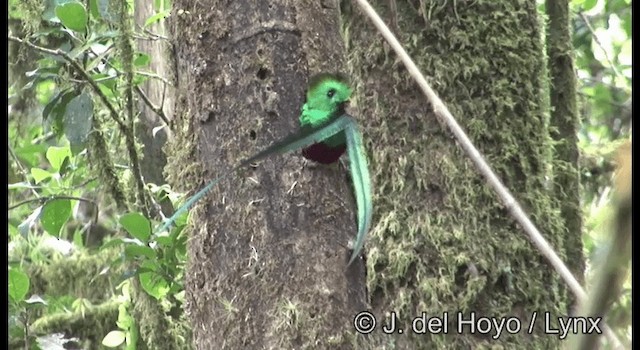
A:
304 73 352 114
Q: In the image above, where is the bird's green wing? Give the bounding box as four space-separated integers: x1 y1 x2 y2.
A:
156 115 353 234
344 115 373 266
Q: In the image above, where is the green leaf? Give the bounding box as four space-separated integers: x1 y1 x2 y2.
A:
43 90 67 122
155 235 173 246
9 316 25 338
43 0 69 22
73 228 85 248
124 245 156 259
91 73 117 90
102 330 126 347
48 90 80 137
144 11 170 27
18 206 43 237
133 53 150 67
9 223 19 239
40 199 72 236
9 269 30 302
116 302 134 329
621 12 631 37
46 146 72 171
56 2 88 32
582 0 598 10
100 237 125 250
133 74 147 86
31 168 53 184
36 80 57 105
63 92 94 154
120 213 151 242
139 261 169 299
98 83 116 99
89 0 100 19
68 40 94 60
14 144 47 168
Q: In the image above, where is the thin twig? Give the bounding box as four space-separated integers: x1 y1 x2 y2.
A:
135 70 174 87
134 85 170 126
90 47 174 87
352 0 622 347
160 79 168 118
68 177 98 190
10 34 150 218
9 177 98 191
578 91 631 110
578 11 623 79
31 132 56 145
9 195 97 211
135 27 170 41
8 145 39 198
8 36 127 130
119 1 153 219
86 47 171 126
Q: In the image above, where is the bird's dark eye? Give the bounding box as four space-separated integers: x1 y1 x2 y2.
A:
327 89 336 98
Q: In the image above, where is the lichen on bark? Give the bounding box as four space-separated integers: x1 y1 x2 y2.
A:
341 0 570 348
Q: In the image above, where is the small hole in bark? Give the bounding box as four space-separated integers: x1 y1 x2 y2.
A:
309 306 318 319
257 67 269 80
257 48 264 56
267 111 278 119
454 264 468 288
249 130 256 140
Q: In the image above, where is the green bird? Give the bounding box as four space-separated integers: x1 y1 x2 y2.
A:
299 73 350 164
158 73 372 266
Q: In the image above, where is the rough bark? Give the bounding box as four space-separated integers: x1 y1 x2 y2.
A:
341 0 568 348
545 0 585 290
134 1 174 191
168 0 574 348
168 1 367 349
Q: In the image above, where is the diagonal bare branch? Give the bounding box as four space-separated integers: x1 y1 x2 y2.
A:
351 0 622 347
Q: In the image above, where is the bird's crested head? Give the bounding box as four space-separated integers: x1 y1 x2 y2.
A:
305 72 352 114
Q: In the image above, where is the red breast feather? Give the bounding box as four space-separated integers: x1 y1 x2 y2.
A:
302 142 347 164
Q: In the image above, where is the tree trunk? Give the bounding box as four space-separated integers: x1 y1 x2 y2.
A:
341 0 571 348
545 0 584 291
168 1 366 349
169 0 575 349
134 1 174 191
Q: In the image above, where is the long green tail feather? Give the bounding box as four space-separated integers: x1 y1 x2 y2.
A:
156 115 353 234
344 116 373 265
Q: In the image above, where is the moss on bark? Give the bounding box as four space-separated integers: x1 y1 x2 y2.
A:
341 0 569 348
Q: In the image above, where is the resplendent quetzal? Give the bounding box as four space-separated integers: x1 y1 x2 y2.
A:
159 73 372 265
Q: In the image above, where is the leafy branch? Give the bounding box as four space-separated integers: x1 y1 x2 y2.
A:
7 36 127 130
9 144 39 198
8 34 151 217
577 11 623 79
